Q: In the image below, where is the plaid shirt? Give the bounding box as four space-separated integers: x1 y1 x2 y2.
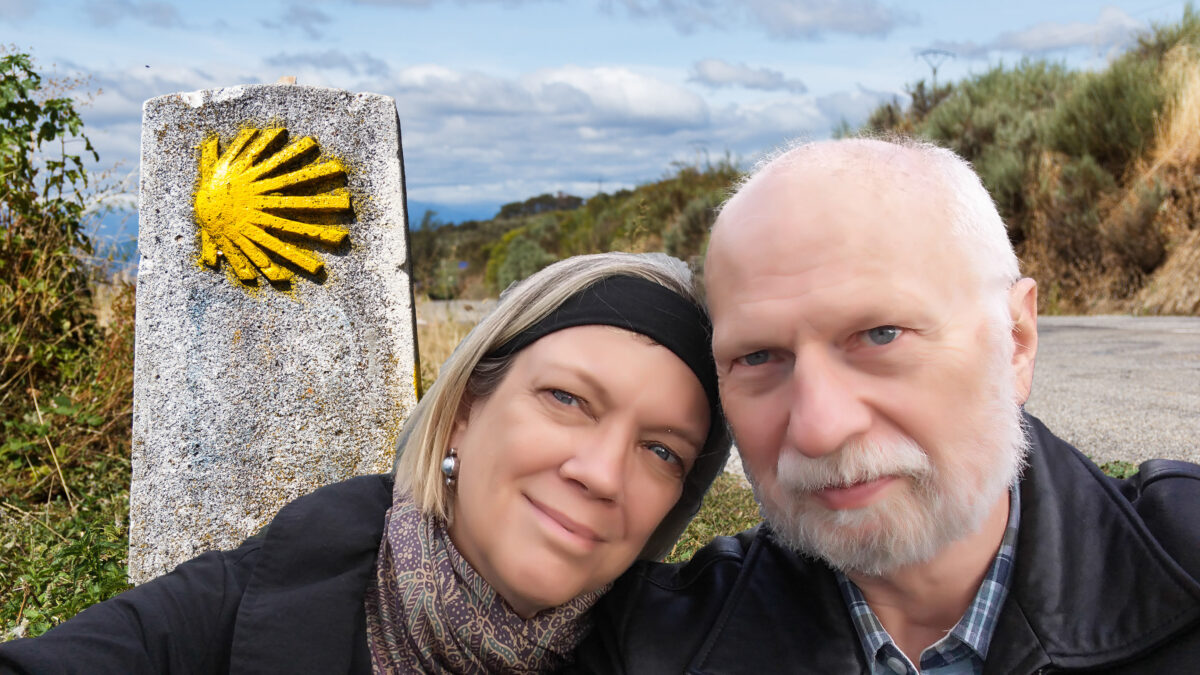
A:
835 487 1020 675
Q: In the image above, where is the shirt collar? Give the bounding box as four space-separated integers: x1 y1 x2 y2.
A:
835 486 1021 671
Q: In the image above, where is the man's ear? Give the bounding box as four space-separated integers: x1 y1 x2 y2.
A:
1008 277 1038 405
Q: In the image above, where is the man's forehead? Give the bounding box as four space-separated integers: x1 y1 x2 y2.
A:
706 146 974 320
713 157 947 263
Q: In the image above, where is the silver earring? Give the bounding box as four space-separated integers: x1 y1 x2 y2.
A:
441 448 459 487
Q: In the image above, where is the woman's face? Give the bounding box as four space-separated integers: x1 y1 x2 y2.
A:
447 325 710 618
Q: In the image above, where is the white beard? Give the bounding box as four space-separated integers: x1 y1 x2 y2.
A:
752 327 1030 577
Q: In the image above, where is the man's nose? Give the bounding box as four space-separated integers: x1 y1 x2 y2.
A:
786 348 871 458
559 425 627 501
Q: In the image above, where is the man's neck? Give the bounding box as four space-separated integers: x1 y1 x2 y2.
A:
846 491 1011 664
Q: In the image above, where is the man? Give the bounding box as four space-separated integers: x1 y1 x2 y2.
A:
576 137 1200 673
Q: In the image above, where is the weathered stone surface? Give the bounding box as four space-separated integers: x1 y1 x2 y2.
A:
131 84 418 583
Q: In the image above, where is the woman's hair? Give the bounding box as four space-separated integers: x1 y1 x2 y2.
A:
394 251 730 558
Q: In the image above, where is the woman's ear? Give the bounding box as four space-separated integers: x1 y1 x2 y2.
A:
448 396 474 449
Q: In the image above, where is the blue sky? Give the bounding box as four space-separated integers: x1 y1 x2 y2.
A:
2 0 1192 234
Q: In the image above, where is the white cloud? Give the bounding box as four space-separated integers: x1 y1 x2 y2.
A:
743 0 916 40
930 6 1143 60
525 66 709 128
815 84 898 126
348 0 552 5
260 4 334 39
71 57 870 213
265 51 391 77
991 6 1141 54
610 0 916 40
690 59 807 93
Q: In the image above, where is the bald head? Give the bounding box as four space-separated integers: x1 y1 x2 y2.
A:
709 138 1020 315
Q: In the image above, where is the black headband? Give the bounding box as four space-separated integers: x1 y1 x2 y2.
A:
489 275 718 410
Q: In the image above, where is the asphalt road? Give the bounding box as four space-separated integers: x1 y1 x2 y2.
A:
1025 315 1200 466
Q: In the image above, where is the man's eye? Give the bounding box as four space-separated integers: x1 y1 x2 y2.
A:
550 389 579 406
863 326 901 346
738 350 771 366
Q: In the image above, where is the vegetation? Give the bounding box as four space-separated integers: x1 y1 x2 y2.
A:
0 52 135 639
860 6 1200 314
667 473 760 562
409 157 740 299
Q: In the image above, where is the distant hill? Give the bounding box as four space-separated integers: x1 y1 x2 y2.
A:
408 160 739 299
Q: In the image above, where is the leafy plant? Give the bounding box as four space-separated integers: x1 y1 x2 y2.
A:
1 51 134 640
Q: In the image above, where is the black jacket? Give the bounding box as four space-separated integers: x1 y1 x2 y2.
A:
0 474 394 675
576 414 1200 674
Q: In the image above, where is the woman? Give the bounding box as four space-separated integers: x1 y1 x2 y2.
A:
0 252 730 674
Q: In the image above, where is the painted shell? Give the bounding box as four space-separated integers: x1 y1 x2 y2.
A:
193 127 351 284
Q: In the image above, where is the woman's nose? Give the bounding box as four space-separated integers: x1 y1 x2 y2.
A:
558 425 628 501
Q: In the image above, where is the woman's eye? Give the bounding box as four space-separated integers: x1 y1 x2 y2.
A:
863 326 901 346
646 442 682 466
738 350 771 366
550 389 579 406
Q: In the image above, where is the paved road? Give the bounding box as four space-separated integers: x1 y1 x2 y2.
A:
724 315 1200 481
1025 315 1200 466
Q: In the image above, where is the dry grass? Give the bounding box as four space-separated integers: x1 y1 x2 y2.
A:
414 298 478 394
1148 46 1200 172
1025 45 1200 316
1126 45 1200 315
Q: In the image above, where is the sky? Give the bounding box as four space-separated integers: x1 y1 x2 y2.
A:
2 0 1193 236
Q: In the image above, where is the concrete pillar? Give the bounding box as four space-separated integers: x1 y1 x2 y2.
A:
131 84 418 583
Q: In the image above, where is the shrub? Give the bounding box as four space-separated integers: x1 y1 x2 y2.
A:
1045 55 1164 177
0 51 135 639
921 61 1076 236
495 234 555 291
663 191 723 264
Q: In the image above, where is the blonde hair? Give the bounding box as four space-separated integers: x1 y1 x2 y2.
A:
395 252 701 521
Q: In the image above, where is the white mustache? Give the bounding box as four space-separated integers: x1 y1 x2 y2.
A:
776 435 932 494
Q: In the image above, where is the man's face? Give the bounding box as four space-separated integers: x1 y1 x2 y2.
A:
706 157 1032 575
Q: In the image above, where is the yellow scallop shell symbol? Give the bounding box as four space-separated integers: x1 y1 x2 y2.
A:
194 127 351 284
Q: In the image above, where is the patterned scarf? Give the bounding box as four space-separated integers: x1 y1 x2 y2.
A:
363 495 604 674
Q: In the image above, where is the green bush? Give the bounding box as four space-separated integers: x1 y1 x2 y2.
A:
921 61 1076 233
1045 56 1164 177
664 191 723 263
495 234 555 292
1 51 134 640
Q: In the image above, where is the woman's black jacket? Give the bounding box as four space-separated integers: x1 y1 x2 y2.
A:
0 474 395 675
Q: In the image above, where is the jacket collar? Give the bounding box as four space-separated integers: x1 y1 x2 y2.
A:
985 414 1200 672
228 474 393 674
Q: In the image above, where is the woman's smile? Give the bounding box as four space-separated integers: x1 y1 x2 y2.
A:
526 495 605 551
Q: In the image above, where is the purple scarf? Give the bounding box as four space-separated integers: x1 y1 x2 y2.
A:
363 495 605 673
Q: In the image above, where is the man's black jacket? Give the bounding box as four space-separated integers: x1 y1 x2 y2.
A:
575 414 1200 673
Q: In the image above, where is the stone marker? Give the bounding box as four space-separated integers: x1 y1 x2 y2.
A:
131 84 419 583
